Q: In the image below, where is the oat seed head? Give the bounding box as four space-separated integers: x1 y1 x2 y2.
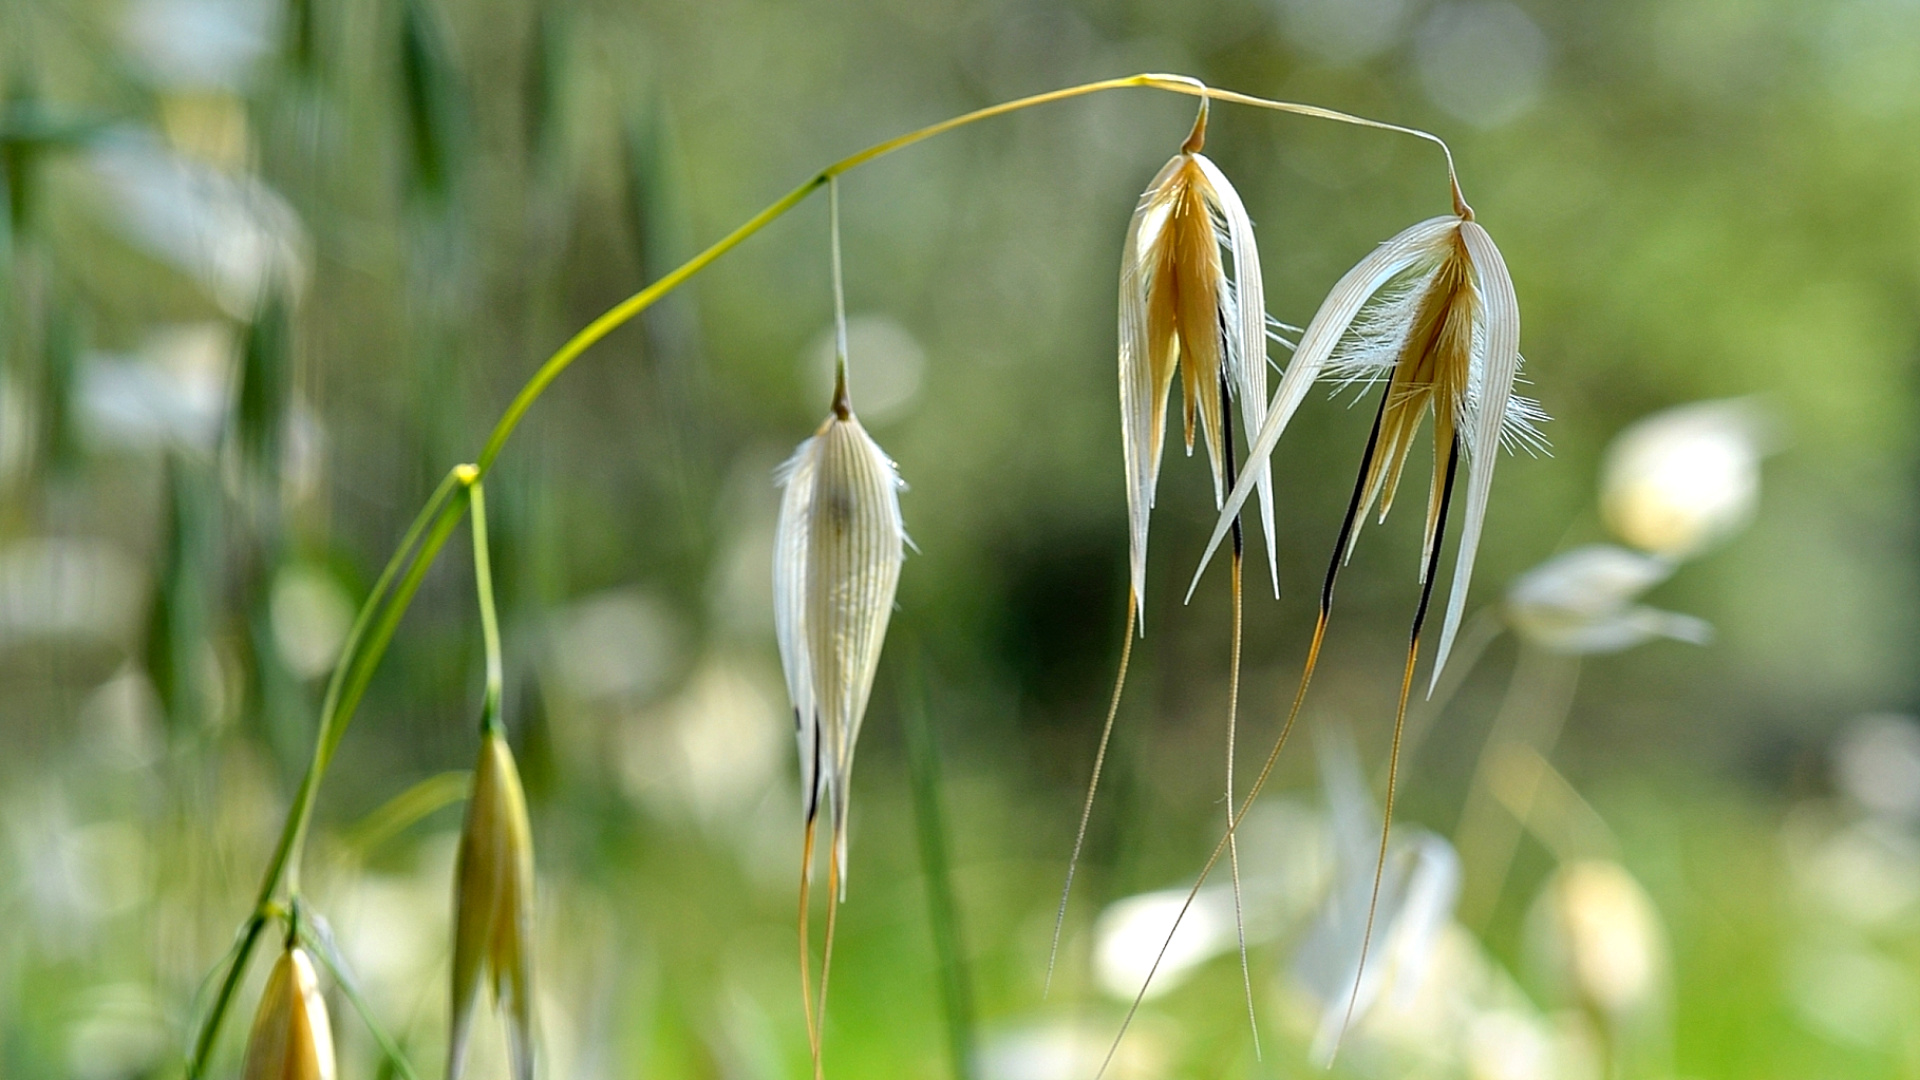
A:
1119 137 1275 622
242 946 337 1080
774 404 907 897
1193 213 1538 690
449 731 535 1080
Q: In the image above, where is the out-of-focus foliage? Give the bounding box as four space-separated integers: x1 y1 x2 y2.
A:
0 0 1916 1078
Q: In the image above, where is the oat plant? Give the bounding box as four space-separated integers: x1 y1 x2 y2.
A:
179 73 1529 1080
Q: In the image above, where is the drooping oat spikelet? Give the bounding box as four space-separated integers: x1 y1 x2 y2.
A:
1321 221 1543 676
1196 209 1540 690
1118 104 1275 619
449 730 535 1080
242 946 336 1080
1101 102 1275 1050
1289 210 1535 1057
779 181 911 1080
774 386 907 896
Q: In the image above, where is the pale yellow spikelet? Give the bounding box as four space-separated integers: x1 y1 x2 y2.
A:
241 946 336 1080
1196 209 1541 689
1119 107 1275 621
774 390 907 895
449 730 535 1080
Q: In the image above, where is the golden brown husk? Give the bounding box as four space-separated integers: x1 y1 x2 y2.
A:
241 946 336 1080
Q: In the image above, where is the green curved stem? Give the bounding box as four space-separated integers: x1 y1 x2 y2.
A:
187 467 464 1077
186 72 1458 1077
467 479 504 736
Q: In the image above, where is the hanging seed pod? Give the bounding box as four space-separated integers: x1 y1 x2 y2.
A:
449 730 535 1080
773 387 907 895
1118 102 1275 619
241 945 336 1080
1198 207 1543 688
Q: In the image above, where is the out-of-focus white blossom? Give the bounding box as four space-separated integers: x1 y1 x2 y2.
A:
1786 942 1914 1047
1291 738 1461 1065
86 133 308 318
1464 1009 1562 1080
1093 884 1240 1000
973 1021 1167 1080
121 0 275 90
1783 810 1920 930
547 588 683 704
1528 860 1666 1018
79 324 235 452
620 656 787 823
67 982 170 1080
7 790 154 950
1089 800 1333 1002
1833 714 1920 823
1601 398 1770 557
0 540 147 648
270 565 355 681
809 316 927 425
1504 544 1710 654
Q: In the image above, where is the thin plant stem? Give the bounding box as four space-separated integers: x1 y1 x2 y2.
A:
467 477 505 737
187 467 464 1077
292 466 469 888
473 72 1458 475
1044 594 1136 995
192 73 1461 1074
901 653 978 1080
799 818 820 1073
1454 647 1582 927
815 844 842 1080
829 176 850 410
340 770 473 854
1095 383 1397 1080
182 911 265 1066
1227 548 1260 1060
1382 606 1502 788
1221 374 1258 1060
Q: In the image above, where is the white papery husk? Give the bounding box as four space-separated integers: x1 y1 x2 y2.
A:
1197 213 1543 690
1119 149 1274 621
774 407 906 893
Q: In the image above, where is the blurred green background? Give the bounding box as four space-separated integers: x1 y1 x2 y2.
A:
2 0 1918 1077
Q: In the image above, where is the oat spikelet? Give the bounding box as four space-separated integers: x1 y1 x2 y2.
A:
1194 211 1540 689
774 392 907 896
1119 104 1275 620
449 731 535 1080
241 946 336 1080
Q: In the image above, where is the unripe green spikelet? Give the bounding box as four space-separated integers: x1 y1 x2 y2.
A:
449 731 535 1080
